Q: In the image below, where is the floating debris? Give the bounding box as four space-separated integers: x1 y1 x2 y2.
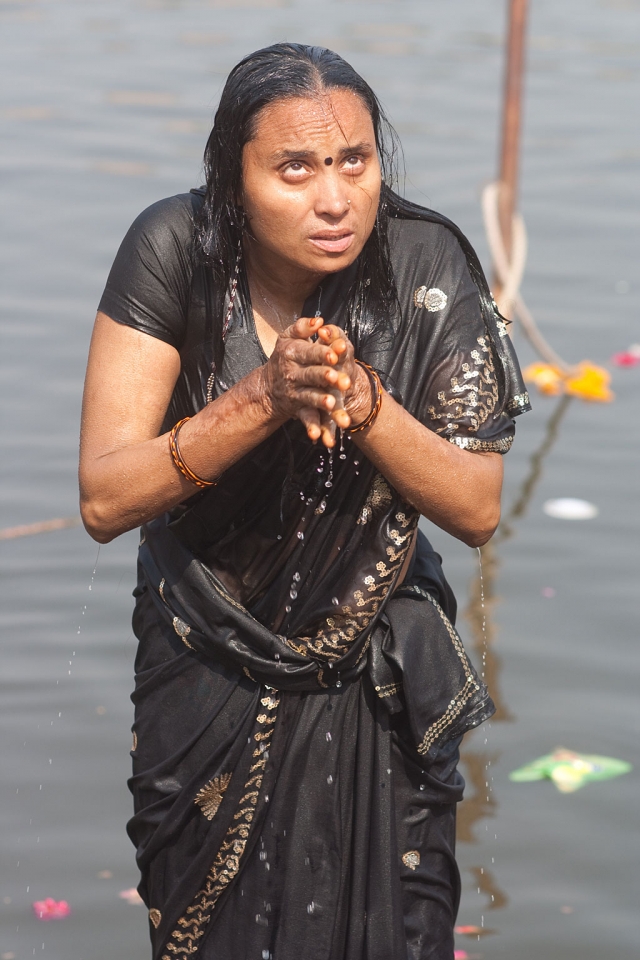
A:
543 498 598 520
119 887 144 905
509 748 632 793
32 898 70 920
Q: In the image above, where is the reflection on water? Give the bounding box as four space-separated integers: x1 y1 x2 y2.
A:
457 394 574 917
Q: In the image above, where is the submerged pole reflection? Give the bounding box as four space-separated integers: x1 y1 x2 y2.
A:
457 395 573 913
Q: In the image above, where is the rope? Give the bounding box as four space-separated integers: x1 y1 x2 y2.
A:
482 182 574 375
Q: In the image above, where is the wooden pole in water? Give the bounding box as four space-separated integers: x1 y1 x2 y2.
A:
497 0 529 283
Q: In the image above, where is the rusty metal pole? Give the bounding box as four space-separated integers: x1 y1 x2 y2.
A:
497 0 529 289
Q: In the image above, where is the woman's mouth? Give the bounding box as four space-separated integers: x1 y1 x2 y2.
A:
308 232 354 254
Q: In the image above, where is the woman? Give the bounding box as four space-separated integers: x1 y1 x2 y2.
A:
80 44 529 960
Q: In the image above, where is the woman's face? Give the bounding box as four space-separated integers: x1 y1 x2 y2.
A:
241 90 382 280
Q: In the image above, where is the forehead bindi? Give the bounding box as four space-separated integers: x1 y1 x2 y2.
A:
251 92 374 159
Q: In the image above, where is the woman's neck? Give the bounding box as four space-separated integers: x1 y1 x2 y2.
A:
244 239 324 321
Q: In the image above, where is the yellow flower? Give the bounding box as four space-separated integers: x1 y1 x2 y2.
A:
565 362 614 403
523 361 614 403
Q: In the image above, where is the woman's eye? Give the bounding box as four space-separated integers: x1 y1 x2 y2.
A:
283 162 308 179
343 155 365 174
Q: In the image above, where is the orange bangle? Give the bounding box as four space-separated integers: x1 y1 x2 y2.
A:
169 418 216 489
349 361 383 433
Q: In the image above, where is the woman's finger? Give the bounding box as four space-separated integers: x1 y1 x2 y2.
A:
297 406 322 442
284 316 324 340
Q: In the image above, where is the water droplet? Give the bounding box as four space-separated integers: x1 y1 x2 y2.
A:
335 680 342 688
293 572 301 582
289 589 297 600
328 662 333 669
326 731 332 741
262 951 270 959
316 467 324 473
264 794 269 803
297 532 304 541
339 453 346 460
315 500 326 515
307 902 315 914
285 605 291 613
331 596 339 606
327 775 333 785
276 534 282 540
304 856 310 866
419 784 426 791
324 481 333 488
387 768 391 775
353 460 359 467
259 851 267 861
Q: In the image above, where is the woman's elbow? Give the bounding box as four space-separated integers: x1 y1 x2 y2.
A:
80 496 119 544
459 503 501 549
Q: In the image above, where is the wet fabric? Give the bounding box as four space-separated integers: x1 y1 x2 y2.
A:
100 190 530 959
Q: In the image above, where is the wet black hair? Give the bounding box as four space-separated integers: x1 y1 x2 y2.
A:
196 42 508 396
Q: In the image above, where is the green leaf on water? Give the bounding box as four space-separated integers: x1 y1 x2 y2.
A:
509 747 632 792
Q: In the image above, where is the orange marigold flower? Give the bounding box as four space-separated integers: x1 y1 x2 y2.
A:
522 362 564 396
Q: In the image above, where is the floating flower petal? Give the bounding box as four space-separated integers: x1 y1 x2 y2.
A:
612 346 640 367
509 748 632 793
32 898 70 920
119 887 144 905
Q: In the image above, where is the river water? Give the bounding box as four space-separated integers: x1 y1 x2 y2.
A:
1 1 638 958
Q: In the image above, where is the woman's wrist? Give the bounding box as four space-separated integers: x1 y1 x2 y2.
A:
346 362 376 426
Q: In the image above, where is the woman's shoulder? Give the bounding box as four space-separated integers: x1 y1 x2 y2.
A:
387 208 464 261
125 190 204 249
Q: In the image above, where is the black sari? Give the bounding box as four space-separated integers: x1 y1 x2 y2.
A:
99 190 530 960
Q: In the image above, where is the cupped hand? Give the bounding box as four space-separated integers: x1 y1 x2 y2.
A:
262 316 353 447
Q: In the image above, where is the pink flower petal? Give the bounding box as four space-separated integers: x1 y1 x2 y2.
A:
611 352 640 367
119 887 144 905
32 898 70 920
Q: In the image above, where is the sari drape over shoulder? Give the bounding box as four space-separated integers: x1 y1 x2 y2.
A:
99 189 530 960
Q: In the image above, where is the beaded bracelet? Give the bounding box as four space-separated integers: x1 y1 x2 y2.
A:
169 417 216 489
349 360 383 433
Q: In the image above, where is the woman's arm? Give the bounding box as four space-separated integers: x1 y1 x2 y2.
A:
79 313 350 543
352 390 502 548
319 326 503 549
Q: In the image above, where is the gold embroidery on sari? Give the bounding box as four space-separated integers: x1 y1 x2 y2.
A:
149 908 162 928
195 773 232 821
285 508 418 669
356 474 393 525
428 336 499 438
448 435 513 453
416 595 480 756
161 693 280 960
402 851 421 871
374 682 402 699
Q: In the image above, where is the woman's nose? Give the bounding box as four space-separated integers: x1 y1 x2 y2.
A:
314 170 350 219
